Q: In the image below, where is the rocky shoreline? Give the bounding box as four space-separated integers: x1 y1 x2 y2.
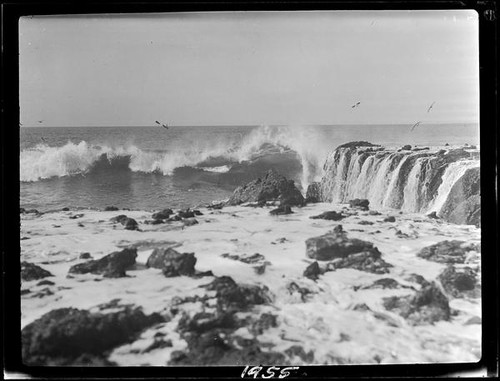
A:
20 143 481 366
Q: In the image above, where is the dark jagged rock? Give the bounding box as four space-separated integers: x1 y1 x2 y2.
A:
383 282 450 325
167 215 183 222
401 145 412 151
368 210 382 216
437 265 479 298
310 211 344 221
427 211 439 219
439 167 480 226
152 209 173 220
24 209 41 214
104 206 119 211
356 278 400 291
337 141 380 149
248 313 278 336
287 281 313 302
412 147 429 151
20 207 26 213
285 345 315 363
404 273 430 287
79 252 92 259
349 199 369 210
110 214 128 224
227 170 305 207
221 253 265 264
62 207 70 211
269 205 293 215
178 210 196 219
305 182 321 203
21 262 53 282
22 306 163 366
124 218 139 230
326 249 392 274
303 261 321 281
193 210 203 216
416 240 479 264
37 279 55 286
182 218 198 227
383 216 396 222
306 229 378 261
203 276 272 311
69 248 137 278
146 247 196 277
69 213 84 219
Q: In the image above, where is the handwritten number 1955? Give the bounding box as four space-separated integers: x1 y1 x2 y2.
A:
241 366 300 379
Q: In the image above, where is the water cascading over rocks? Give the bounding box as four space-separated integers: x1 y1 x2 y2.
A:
317 142 479 224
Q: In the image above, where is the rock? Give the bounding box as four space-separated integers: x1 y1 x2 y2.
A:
383 216 396 222
21 262 53 281
303 261 321 280
437 265 479 298
358 220 374 225
357 278 400 290
465 316 482 325
427 211 439 219
20 207 26 213
337 141 380 149
69 213 84 219
285 345 315 363
310 211 344 221
104 206 119 211
22 306 163 365
193 210 203 216
36 280 55 286
417 240 479 264
248 313 278 336
349 199 369 210
146 247 196 277
439 167 480 226
24 209 41 214
227 169 305 207
62 207 70 211
221 253 265 264
305 182 321 203
368 210 382 216
326 249 392 274
383 282 450 325
401 145 412 150
178 209 196 218
182 218 199 226
203 276 272 311
110 214 128 224
152 209 173 220
68 248 137 278
286 281 313 302
123 218 139 230
412 147 429 151
269 205 293 215
305 229 378 261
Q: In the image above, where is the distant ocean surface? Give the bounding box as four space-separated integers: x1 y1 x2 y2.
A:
20 124 479 212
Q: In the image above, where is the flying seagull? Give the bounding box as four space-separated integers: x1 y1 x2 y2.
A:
427 101 435 113
351 101 361 109
155 121 169 129
410 121 421 131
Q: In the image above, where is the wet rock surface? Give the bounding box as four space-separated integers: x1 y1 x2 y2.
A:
22 305 163 365
152 209 173 220
303 261 321 280
326 249 392 274
417 240 479 264
310 211 345 221
221 252 265 264
269 205 293 215
21 262 53 282
439 167 480 226
383 282 450 325
349 199 370 210
146 247 197 277
68 248 137 278
437 265 480 298
227 169 305 207
305 182 321 203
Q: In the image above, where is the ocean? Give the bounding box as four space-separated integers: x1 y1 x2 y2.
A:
20 124 479 212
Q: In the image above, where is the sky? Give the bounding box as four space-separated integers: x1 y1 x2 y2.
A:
19 11 479 127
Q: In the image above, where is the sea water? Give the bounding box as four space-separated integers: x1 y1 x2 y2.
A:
20 124 479 212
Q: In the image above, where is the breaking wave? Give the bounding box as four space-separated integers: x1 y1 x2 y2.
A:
20 125 329 188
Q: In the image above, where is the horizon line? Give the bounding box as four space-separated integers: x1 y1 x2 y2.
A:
20 122 479 128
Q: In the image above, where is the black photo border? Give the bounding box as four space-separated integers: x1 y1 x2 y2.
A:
2 0 498 379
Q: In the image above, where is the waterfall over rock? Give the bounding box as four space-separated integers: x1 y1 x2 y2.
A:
318 142 479 225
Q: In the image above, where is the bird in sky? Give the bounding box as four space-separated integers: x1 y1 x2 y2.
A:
351 101 361 109
410 121 421 131
427 101 436 113
155 121 169 129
